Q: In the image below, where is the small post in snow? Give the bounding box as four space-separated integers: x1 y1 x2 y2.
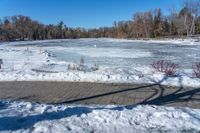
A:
0 59 3 69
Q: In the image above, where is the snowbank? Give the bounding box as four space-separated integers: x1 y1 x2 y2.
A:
0 100 199 133
81 38 200 45
1 37 199 46
1 68 200 87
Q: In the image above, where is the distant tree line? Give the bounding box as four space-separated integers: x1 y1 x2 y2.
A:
0 16 89 41
0 0 200 41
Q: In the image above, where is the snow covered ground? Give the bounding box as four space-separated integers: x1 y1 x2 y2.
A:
0 39 200 132
0 38 200 87
0 100 199 133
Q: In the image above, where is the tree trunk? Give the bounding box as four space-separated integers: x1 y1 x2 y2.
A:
184 15 189 37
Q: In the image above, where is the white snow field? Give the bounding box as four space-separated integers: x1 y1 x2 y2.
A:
0 100 199 133
0 38 200 87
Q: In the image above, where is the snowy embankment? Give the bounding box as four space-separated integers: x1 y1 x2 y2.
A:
96 37 200 45
0 100 199 133
0 38 200 87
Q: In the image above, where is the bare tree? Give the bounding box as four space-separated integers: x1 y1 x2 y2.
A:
168 4 178 36
133 11 153 38
181 0 200 36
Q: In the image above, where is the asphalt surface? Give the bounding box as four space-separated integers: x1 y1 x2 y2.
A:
0 81 199 108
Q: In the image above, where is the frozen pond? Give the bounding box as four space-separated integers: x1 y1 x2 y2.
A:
1 38 200 86
11 38 200 70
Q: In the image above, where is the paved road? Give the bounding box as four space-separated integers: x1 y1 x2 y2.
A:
0 81 199 108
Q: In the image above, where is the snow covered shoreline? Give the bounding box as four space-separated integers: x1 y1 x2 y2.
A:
0 100 199 133
0 37 199 45
1 70 200 88
0 38 200 87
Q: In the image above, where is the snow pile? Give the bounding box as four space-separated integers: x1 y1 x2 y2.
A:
140 38 199 45
0 100 199 133
94 37 200 45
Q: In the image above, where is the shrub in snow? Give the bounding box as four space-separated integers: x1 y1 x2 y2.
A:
67 64 71 70
0 59 2 69
68 57 99 72
91 63 99 71
80 56 84 65
67 63 87 71
151 60 179 76
68 63 99 72
77 64 87 71
68 63 79 70
192 62 200 78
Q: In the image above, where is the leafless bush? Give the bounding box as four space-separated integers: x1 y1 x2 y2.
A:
91 63 99 71
67 64 71 70
192 62 200 78
0 59 2 69
68 57 99 72
68 57 84 71
151 60 179 76
80 56 84 65
68 63 78 70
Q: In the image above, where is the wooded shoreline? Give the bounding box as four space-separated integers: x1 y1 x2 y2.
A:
0 0 200 42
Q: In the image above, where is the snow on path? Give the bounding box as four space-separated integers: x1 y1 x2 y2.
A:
0 100 199 133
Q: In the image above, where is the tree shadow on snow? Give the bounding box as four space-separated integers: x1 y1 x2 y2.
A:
0 106 92 131
0 102 136 131
139 75 200 106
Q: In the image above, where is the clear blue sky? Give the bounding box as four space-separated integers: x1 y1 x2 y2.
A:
0 0 181 29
